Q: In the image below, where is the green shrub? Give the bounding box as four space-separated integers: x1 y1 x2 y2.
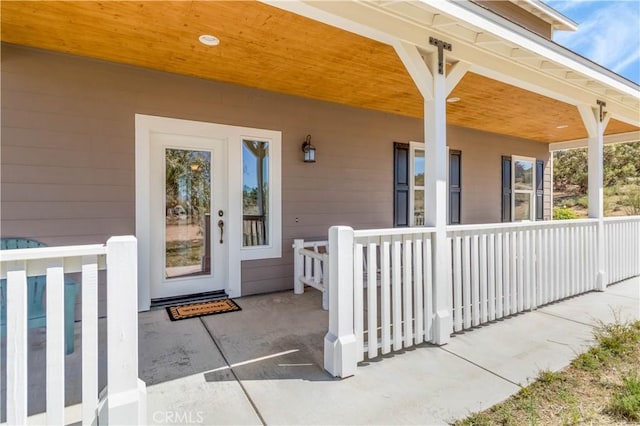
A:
553 207 579 220
621 191 640 215
576 196 588 209
609 373 640 421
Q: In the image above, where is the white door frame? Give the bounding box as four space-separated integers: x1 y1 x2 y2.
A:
135 114 282 311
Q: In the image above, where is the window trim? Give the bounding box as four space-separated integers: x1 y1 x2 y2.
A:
511 155 536 222
237 133 282 261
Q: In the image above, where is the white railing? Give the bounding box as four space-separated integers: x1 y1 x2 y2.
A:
0 236 147 426
323 226 438 378
604 216 640 285
322 217 640 378
293 239 329 310
447 219 599 332
352 228 435 361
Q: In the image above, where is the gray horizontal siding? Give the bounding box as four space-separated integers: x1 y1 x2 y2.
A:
2 43 554 296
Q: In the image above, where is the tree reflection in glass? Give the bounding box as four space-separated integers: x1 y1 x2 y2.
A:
243 140 269 246
165 149 211 279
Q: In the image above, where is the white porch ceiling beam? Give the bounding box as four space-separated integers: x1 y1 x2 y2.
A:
261 0 639 127
445 61 470 96
548 131 640 151
393 40 433 100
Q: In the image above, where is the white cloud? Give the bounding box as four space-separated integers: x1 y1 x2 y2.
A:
546 1 640 83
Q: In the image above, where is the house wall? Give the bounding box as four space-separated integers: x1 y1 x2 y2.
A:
1 44 551 296
476 0 553 39
447 127 550 224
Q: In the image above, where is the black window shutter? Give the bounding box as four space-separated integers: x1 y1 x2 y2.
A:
449 150 462 225
393 142 410 227
501 156 512 222
536 159 544 220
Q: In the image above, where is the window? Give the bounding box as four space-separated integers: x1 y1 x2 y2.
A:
513 157 535 221
449 150 462 225
502 156 544 222
242 140 269 246
393 142 461 227
411 147 425 226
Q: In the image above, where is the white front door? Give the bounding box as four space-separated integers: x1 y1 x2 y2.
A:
149 132 228 299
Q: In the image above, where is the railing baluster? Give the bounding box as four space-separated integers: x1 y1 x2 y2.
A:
503 232 511 316
413 237 424 343
471 235 480 326
462 235 472 329
7 262 28 426
487 233 496 321
392 239 402 351
523 230 530 310
496 232 504 319
402 238 413 347
424 235 433 342
517 230 524 312
354 243 364 362
479 234 488 323
453 236 462 331
380 241 391 354
367 243 377 359
82 255 99 426
46 260 66 425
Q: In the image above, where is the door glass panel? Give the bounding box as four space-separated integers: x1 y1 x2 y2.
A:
414 150 425 186
514 193 531 221
243 140 269 246
165 149 211 279
514 160 533 190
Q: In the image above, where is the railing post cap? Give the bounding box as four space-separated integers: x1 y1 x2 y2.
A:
107 235 137 244
329 225 354 232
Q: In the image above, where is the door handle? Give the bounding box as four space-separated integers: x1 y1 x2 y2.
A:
218 220 224 244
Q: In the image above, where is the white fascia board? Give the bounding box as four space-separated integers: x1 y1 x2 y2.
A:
549 131 640 151
419 0 638 98
262 0 639 126
509 0 578 31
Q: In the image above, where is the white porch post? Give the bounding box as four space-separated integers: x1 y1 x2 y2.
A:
324 226 357 378
579 103 610 291
425 51 452 345
393 40 458 345
105 236 147 425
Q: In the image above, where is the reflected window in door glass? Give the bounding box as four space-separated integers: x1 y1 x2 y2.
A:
165 149 211 279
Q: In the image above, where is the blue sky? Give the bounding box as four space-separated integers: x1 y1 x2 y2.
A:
544 0 640 84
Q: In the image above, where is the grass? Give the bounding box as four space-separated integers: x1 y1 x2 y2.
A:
455 319 640 425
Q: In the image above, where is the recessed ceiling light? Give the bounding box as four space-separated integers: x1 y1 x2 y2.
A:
199 35 220 46
556 125 569 129
446 97 461 103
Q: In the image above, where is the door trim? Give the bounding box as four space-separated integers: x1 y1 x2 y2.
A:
135 114 282 311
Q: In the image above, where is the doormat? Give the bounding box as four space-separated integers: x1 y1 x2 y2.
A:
166 299 241 321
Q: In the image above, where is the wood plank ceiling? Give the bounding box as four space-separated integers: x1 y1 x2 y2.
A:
1 0 637 143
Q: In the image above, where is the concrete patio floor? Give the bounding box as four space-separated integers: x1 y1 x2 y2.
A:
142 276 639 425
4 277 638 425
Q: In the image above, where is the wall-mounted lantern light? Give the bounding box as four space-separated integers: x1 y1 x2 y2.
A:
301 134 316 163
